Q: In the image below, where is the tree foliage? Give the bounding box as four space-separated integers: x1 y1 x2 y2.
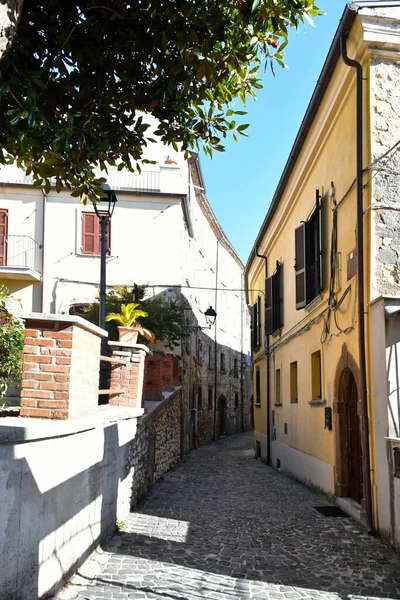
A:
82 285 190 349
0 285 24 399
0 0 321 203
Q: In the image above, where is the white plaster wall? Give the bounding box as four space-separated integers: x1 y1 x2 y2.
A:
0 414 138 600
271 440 334 494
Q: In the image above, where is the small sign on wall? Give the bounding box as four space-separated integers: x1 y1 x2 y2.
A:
324 406 332 430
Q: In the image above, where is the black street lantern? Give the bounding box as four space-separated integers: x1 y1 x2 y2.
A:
93 185 117 332
204 306 217 327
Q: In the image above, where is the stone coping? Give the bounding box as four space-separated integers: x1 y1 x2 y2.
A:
108 341 151 353
141 385 182 422
0 405 144 444
20 312 108 338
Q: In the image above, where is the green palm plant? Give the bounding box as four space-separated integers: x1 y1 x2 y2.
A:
105 303 155 342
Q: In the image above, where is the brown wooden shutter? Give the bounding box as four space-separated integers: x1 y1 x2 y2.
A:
272 261 282 332
295 223 307 310
0 210 8 266
265 276 273 335
316 189 322 294
82 213 97 254
256 296 261 347
250 303 255 349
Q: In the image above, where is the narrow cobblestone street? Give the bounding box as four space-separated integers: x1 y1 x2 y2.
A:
58 432 400 600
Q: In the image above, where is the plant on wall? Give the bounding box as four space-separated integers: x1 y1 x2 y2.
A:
106 303 155 343
0 285 24 401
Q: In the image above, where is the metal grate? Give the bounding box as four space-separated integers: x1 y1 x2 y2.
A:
314 506 350 518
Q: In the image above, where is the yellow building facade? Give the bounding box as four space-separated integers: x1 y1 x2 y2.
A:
247 3 400 542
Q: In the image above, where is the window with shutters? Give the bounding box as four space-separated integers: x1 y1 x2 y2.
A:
275 368 281 404
0 210 8 266
81 212 111 256
198 386 202 410
290 362 298 404
255 367 261 406
220 353 226 372
311 350 322 400
294 190 322 309
265 261 283 336
250 296 262 350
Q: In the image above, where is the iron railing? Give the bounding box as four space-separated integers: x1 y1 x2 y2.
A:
106 168 160 192
0 235 41 272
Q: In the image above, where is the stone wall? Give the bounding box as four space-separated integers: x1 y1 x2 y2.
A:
130 388 182 507
370 52 400 295
0 407 142 600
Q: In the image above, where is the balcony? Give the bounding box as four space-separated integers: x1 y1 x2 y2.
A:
0 235 41 282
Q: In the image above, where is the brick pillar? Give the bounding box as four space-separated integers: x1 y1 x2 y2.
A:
108 342 149 409
162 354 173 388
20 315 106 419
172 355 180 384
144 352 163 400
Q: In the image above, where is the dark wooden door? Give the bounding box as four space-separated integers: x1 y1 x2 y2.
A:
347 376 362 503
219 396 226 437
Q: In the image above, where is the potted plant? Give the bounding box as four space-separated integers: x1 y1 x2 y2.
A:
105 303 155 344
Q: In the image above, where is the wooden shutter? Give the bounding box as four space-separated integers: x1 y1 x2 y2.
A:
316 189 322 294
272 261 282 332
82 212 98 254
0 210 8 266
256 296 261 347
250 303 255 349
265 276 273 335
295 223 307 310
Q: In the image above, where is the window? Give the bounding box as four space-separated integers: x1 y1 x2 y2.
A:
0 209 8 266
208 346 213 369
198 386 202 410
290 362 298 404
81 212 111 255
196 337 203 363
294 190 322 309
275 368 281 404
255 367 261 406
234 358 239 378
220 353 226 372
235 393 239 409
265 261 283 335
250 297 262 350
311 350 322 400
208 387 213 409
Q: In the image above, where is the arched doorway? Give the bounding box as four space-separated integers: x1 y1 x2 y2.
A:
218 395 227 437
334 360 363 504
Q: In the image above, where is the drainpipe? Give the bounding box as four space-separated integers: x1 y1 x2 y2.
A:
256 250 270 465
40 189 46 312
340 36 373 533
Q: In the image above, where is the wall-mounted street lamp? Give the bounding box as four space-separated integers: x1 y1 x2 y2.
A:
184 305 217 333
93 185 117 332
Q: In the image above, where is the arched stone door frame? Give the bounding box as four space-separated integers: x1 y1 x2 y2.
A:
333 343 362 498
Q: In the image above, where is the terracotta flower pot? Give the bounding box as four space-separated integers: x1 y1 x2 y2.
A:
117 326 139 344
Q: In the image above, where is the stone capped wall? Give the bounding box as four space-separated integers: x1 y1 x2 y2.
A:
370 52 400 296
130 388 182 507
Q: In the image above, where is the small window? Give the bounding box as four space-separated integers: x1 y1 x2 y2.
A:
82 212 111 256
255 367 261 406
311 350 322 400
196 338 202 363
220 353 226 372
208 387 213 409
294 190 322 309
235 393 239 409
250 297 262 350
208 346 212 369
198 386 202 410
290 362 298 403
234 358 239 378
275 368 281 404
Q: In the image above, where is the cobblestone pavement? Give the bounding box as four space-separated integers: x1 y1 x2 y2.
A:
56 431 400 600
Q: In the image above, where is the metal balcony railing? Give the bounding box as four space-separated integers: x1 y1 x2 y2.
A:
0 235 41 272
106 169 160 192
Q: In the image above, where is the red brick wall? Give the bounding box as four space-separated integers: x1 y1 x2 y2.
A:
109 347 147 409
144 353 163 399
20 319 102 419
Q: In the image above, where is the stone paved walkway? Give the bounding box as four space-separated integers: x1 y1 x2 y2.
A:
56 432 400 600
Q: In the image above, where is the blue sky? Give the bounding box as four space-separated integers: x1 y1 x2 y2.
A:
201 0 347 264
